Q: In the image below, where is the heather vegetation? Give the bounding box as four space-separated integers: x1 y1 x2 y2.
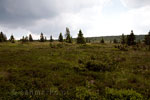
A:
0 29 150 100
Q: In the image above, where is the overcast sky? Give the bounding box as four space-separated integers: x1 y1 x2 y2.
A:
0 0 150 39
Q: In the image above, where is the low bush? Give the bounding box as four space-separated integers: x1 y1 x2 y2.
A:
75 86 99 100
85 61 115 72
115 45 128 51
105 88 143 100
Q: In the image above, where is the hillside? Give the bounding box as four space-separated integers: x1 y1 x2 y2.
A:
85 35 145 42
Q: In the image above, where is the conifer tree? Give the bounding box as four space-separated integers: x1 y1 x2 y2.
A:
0 32 2 42
100 37 104 43
59 33 63 42
9 35 15 43
127 30 136 46
144 31 150 45
50 35 53 42
0 32 4 42
77 30 86 44
0 32 7 42
65 27 72 43
121 33 126 44
29 34 33 42
40 33 44 42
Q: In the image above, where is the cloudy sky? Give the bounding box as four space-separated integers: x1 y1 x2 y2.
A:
0 0 150 39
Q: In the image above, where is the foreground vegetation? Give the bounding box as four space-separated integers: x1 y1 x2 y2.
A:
0 42 150 100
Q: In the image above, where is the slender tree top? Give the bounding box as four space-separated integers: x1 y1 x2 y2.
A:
41 33 43 35
59 32 63 42
0 31 3 34
66 27 70 33
148 31 150 35
77 29 85 44
65 27 70 36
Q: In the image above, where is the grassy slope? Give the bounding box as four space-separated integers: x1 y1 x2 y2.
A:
0 42 150 99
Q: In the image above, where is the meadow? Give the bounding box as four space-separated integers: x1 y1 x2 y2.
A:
0 42 150 100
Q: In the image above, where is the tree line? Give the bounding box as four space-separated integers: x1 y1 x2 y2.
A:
0 28 150 46
100 30 150 46
0 27 86 44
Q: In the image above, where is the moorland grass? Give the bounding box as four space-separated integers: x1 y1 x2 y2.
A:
0 42 150 99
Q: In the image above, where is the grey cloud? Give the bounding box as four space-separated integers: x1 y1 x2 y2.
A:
121 0 150 8
0 0 58 28
0 0 106 36
0 0 103 28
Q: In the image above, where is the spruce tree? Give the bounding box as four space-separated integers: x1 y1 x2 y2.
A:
77 30 86 44
0 32 7 42
50 35 53 42
121 34 126 44
0 32 4 42
9 35 15 43
59 33 63 42
65 27 72 43
100 37 104 43
144 31 150 45
29 34 33 42
40 33 44 42
130 30 136 45
127 30 136 46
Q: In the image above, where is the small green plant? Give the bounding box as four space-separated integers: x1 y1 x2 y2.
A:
76 86 99 100
105 88 143 100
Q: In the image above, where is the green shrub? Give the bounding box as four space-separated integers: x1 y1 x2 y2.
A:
114 45 128 51
85 61 113 72
76 86 99 100
105 88 143 100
